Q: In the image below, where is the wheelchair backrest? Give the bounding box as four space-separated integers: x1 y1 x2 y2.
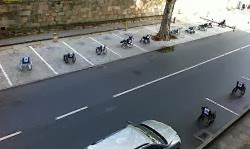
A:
237 81 243 88
22 57 30 64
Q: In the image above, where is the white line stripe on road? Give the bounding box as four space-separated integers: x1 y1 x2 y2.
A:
0 63 13 86
242 77 250 81
62 41 95 66
55 106 88 120
205 97 239 116
89 37 122 58
113 44 250 98
29 46 58 75
112 33 148 52
0 131 22 142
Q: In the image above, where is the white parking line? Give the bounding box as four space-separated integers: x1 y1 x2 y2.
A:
242 76 250 81
113 44 250 98
205 97 239 116
112 33 148 52
29 46 58 75
89 37 122 58
61 41 95 66
55 106 88 120
0 131 22 142
0 63 13 86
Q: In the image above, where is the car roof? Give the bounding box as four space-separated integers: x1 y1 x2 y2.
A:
87 124 153 149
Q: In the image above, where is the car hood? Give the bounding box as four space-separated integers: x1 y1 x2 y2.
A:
142 120 181 144
87 125 153 149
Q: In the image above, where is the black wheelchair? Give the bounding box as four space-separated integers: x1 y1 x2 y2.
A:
140 35 151 44
170 28 182 35
232 81 246 96
20 56 32 71
198 107 216 127
204 22 213 28
218 20 226 27
197 24 207 31
185 26 195 34
63 52 76 64
96 45 107 55
120 36 134 48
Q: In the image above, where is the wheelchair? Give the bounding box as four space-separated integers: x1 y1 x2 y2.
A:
120 36 134 48
198 107 216 127
20 56 32 71
63 52 76 64
185 26 195 34
170 28 182 35
140 35 151 44
232 81 246 96
197 24 207 31
96 45 107 55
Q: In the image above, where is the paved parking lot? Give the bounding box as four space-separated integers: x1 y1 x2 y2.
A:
0 22 231 90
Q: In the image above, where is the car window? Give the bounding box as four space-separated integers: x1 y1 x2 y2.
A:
137 124 168 145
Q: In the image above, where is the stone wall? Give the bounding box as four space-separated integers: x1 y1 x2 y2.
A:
0 0 166 39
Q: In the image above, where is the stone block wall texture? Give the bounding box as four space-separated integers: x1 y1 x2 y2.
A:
0 0 166 38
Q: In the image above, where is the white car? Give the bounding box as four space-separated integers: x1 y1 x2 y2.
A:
86 120 181 149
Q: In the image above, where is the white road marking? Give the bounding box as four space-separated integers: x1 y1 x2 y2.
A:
62 41 95 66
112 33 147 52
89 37 122 58
0 63 13 86
29 46 58 75
55 106 88 120
205 97 239 116
113 44 250 98
242 76 250 81
0 131 22 142
144 27 158 33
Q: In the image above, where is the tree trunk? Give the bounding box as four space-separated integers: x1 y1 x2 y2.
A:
154 0 176 41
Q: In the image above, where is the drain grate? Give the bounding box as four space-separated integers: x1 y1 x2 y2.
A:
194 129 212 142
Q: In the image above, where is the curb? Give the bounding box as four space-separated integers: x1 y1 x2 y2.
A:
196 106 250 149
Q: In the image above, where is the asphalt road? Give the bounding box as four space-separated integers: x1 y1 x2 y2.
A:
0 30 250 149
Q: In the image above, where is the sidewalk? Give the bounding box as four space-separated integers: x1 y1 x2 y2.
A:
0 16 232 91
0 19 162 47
198 107 250 149
202 9 250 33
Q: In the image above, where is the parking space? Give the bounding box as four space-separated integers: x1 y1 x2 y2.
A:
92 32 145 58
113 28 164 51
0 64 11 90
63 36 119 65
0 45 53 86
31 40 91 74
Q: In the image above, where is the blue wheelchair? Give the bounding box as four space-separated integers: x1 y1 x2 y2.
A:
20 56 32 71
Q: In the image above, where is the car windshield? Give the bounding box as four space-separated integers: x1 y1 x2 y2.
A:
134 124 168 145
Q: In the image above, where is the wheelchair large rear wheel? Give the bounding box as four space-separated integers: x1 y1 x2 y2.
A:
72 56 76 63
64 55 69 64
240 89 245 96
96 48 102 55
231 87 237 95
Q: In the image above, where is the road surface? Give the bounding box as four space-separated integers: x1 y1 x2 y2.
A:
0 31 250 149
